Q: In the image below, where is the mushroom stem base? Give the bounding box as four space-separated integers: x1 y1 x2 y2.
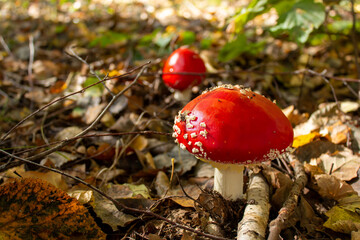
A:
213 165 244 200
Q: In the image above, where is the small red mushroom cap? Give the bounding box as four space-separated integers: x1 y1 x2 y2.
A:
162 48 206 91
172 85 294 165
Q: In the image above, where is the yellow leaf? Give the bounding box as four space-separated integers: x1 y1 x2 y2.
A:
324 195 360 234
171 196 195 208
292 132 321 148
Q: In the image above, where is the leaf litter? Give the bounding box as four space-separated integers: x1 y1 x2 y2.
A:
0 0 360 239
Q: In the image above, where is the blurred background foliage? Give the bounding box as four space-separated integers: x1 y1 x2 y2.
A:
1 0 359 112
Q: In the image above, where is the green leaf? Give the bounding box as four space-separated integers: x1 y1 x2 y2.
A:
89 31 128 48
83 77 104 97
138 28 161 46
218 34 265 62
179 31 196 45
232 0 269 33
200 38 212 49
271 0 325 43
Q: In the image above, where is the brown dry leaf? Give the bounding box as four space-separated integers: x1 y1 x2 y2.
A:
0 178 105 239
5 168 68 191
85 103 106 124
92 194 137 231
315 174 357 201
262 166 293 210
100 111 115 128
130 135 148 151
50 80 67 94
32 60 60 80
148 234 164 240
282 105 309 126
155 171 170 197
297 197 323 233
170 196 195 208
54 126 82 141
181 232 195 240
317 148 360 181
326 121 351 144
87 142 116 162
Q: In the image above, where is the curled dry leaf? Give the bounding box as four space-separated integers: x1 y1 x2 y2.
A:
262 166 293 210
318 147 360 181
0 178 105 240
315 174 357 201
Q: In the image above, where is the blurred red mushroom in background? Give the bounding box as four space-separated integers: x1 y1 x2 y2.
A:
172 84 293 201
162 47 206 101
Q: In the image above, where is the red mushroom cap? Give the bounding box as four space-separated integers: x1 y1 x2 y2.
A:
172 85 294 165
162 48 206 91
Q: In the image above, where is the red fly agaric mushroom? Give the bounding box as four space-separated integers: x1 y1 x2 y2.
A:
172 85 293 200
162 47 206 101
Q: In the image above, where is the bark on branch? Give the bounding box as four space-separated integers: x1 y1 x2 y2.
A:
237 171 270 240
267 156 308 240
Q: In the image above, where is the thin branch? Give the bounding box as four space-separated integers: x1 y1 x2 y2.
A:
0 35 14 58
350 0 360 80
0 150 230 240
267 155 308 240
0 64 146 143
0 131 171 167
66 45 114 96
146 69 360 83
25 63 150 162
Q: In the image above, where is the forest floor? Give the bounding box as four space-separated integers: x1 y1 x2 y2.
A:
0 1 360 239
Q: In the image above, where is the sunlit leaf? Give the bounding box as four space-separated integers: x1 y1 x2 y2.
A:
271 0 325 43
218 34 265 62
0 178 105 239
83 76 104 97
324 195 360 234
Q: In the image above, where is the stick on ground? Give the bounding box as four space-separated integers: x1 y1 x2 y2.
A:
267 155 308 240
237 170 270 240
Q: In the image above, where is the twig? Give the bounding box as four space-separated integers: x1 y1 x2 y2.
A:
237 171 270 240
28 34 35 84
350 0 360 80
0 64 145 143
0 150 230 240
267 155 308 240
66 45 114 96
25 63 149 163
146 68 360 83
0 131 171 166
0 35 14 58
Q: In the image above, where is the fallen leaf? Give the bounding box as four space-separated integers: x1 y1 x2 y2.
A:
155 171 170 197
170 196 195 208
326 121 351 144
317 147 360 181
292 132 322 148
68 189 94 204
92 193 137 231
323 195 360 234
315 174 357 200
54 126 82 141
0 178 105 239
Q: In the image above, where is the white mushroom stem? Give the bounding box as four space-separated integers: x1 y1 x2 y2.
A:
174 88 192 102
237 170 270 240
213 164 244 200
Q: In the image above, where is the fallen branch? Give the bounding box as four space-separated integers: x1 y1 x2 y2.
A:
267 155 308 240
237 170 270 240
